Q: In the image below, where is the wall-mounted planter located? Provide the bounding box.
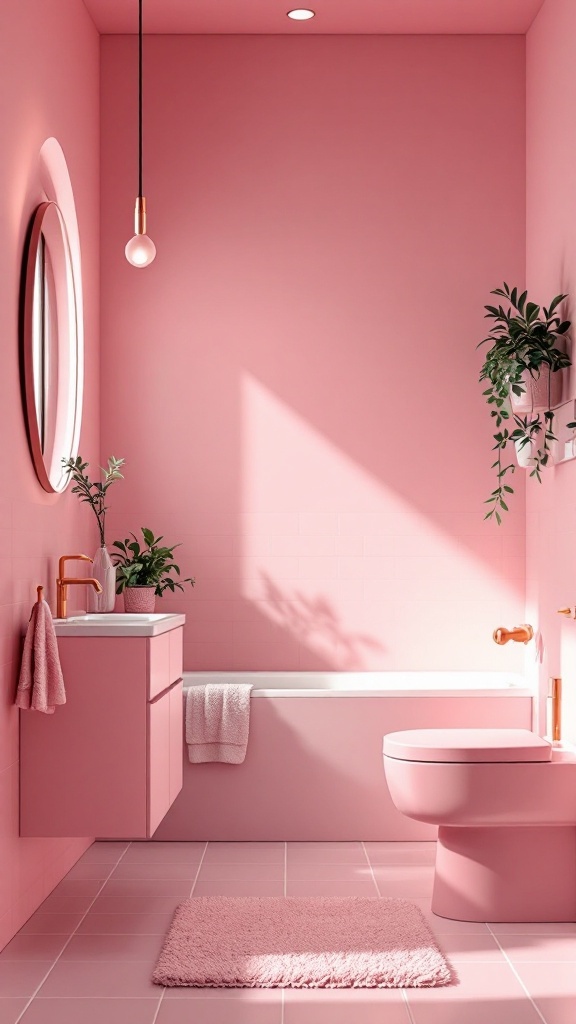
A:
[511,367,567,469]
[510,365,564,416]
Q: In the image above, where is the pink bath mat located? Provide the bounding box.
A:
[152,897,451,988]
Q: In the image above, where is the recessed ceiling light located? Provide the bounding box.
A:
[287,9,316,21]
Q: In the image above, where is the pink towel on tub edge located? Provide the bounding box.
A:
[186,684,253,764]
[15,600,66,715]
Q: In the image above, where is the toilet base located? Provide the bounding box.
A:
[432,825,576,922]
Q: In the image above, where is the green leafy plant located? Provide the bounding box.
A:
[112,527,195,597]
[62,455,125,545]
[478,283,571,523]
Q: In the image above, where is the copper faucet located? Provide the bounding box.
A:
[492,624,534,645]
[56,554,103,619]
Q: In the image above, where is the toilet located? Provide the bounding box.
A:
[383,728,576,922]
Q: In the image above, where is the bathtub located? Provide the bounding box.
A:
[153,671,534,843]
[181,670,531,698]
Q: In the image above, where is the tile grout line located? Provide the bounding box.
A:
[13,842,135,1024]
[401,988,417,1024]
[189,841,209,896]
[151,987,166,1023]
[361,841,381,896]
[280,843,286,1024]
[486,924,549,1024]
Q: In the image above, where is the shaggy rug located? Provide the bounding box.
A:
[152,896,451,988]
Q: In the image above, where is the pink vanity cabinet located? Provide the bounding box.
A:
[20,628,183,838]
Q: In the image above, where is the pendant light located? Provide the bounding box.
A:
[125,0,156,267]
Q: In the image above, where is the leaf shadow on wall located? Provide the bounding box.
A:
[259,572,385,670]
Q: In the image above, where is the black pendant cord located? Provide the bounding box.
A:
[138,0,143,198]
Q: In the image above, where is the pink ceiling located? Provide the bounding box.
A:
[83,0,545,35]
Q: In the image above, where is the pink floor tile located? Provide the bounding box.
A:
[76,911,175,935]
[50,879,104,898]
[60,932,164,961]
[157,993,282,1023]
[514,962,576,1024]
[0,934,68,961]
[60,863,110,882]
[202,843,285,865]
[0,961,52,997]
[495,934,576,962]
[19,998,160,1024]
[110,862,201,881]
[88,896,181,915]
[489,922,576,935]
[36,896,93,915]
[283,989,411,1024]
[405,963,543,1024]
[437,934,505,963]
[285,880,379,897]
[197,863,284,882]
[286,863,373,882]
[287,843,367,865]
[0,1001,29,1024]
[78,843,129,864]
[100,880,192,899]
[18,914,85,935]
[37,959,160,998]
[410,899,491,935]
[373,867,434,898]
[164,988,280,1001]
[192,880,285,897]
[122,843,206,864]
[364,842,436,866]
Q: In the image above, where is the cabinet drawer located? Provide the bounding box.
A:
[147,678,183,835]
[148,629,184,699]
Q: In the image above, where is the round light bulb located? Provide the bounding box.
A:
[125,233,156,268]
[287,9,315,20]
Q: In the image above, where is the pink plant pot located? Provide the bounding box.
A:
[510,365,563,415]
[123,587,156,613]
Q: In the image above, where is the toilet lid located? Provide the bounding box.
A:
[383,728,552,763]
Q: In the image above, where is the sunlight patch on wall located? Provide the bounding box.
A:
[240,374,525,671]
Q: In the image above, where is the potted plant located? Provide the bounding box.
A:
[112,527,195,612]
[62,455,125,611]
[478,283,571,523]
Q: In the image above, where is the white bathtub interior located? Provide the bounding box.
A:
[183,670,532,697]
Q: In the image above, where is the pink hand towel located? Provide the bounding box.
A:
[186,684,253,764]
[15,600,66,715]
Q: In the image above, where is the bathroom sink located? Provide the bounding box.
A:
[53,612,186,637]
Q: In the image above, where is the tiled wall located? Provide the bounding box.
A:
[101,35,527,673]
[526,0,576,745]
[0,0,100,948]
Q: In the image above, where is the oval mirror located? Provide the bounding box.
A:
[23,201,82,493]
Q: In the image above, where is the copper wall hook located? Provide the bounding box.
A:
[493,624,534,645]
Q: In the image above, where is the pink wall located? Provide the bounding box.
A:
[101,35,527,674]
[526,0,576,744]
[0,0,100,948]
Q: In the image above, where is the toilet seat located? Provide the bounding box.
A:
[383,728,551,763]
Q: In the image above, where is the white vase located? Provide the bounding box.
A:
[87,545,116,613]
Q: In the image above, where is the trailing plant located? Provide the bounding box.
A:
[112,527,195,597]
[478,283,571,523]
[62,455,125,545]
